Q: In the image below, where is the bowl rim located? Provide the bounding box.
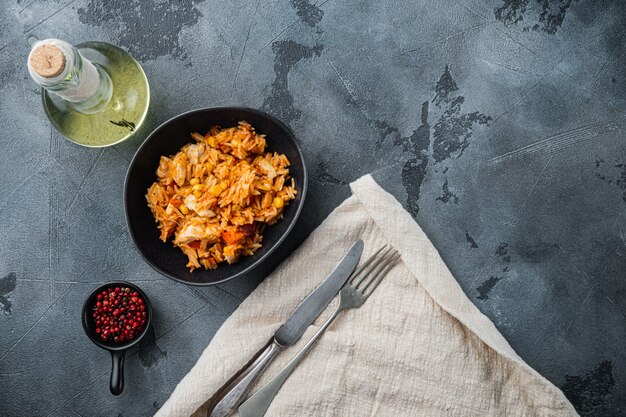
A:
[123,106,308,286]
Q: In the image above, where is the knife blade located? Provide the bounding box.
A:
[206,239,364,417]
[273,239,363,347]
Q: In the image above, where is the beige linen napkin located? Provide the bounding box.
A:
[156,175,578,417]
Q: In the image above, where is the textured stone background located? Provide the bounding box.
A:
[1,0,625,416]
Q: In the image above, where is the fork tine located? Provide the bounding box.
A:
[351,246,393,288]
[354,248,395,289]
[361,252,401,296]
[346,245,387,285]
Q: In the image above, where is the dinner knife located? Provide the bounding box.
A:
[205,239,364,417]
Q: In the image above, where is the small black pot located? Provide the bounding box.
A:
[81,281,153,395]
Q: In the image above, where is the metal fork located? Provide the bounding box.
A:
[238,246,401,417]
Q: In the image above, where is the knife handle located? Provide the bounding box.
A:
[238,308,342,417]
[206,339,283,417]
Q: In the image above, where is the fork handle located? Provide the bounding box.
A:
[238,308,343,417]
[206,339,283,417]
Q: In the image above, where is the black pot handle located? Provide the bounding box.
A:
[110,350,125,395]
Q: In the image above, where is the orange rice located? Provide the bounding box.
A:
[146,121,296,271]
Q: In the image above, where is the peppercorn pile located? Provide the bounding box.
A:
[92,286,147,343]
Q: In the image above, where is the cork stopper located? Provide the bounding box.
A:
[29,44,66,78]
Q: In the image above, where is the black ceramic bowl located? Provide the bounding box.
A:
[81,281,152,395]
[124,107,307,285]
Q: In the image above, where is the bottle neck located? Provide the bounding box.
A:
[28,39,112,114]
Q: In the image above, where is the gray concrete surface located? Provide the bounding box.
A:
[1,0,625,416]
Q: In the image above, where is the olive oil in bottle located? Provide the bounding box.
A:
[27,37,150,147]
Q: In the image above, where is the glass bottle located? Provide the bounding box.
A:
[27,36,150,147]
